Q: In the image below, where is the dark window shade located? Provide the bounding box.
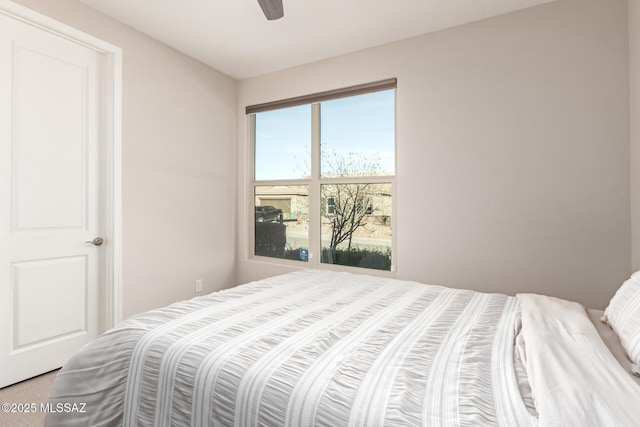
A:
[245,78,397,115]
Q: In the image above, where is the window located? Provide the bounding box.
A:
[326,197,335,215]
[248,79,396,272]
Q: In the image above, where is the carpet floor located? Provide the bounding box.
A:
[0,370,59,427]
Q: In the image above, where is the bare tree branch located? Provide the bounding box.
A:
[320,148,383,259]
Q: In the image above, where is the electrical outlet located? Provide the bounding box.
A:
[195,279,203,293]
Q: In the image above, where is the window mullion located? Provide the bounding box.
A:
[248,114,256,260]
[318,176,394,185]
[307,103,321,265]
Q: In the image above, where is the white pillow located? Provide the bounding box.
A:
[603,270,640,375]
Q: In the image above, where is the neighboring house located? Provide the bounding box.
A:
[255,185,392,224]
[255,185,308,221]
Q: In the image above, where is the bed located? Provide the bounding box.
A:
[45,269,640,426]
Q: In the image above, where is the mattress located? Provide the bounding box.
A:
[45,270,640,426]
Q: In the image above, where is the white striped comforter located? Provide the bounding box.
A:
[46,270,535,427]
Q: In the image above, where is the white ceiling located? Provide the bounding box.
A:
[80,0,556,79]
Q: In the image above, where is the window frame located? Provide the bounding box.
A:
[247,80,397,275]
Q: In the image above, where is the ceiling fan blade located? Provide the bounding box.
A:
[257,0,284,20]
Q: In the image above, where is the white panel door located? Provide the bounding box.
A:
[0,8,108,388]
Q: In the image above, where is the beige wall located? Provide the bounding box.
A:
[10,0,631,314]
[11,0,238,318]
[237,0,630,309]
[631,0,640,272]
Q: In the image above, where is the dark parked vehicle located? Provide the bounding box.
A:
[255,206,283,222]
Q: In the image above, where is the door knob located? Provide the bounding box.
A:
[85,237,104,246]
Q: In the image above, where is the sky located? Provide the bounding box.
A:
[254,89,395,181]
